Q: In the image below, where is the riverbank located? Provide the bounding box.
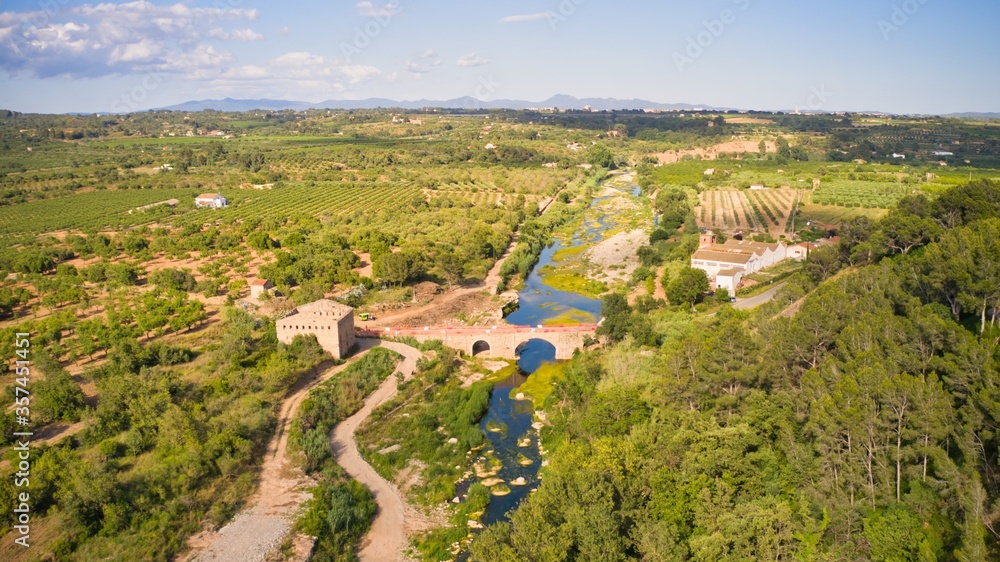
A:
[537,173,654,300]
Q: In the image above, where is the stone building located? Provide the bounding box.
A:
[690,233,790,291]
[249,279,273,300]
[276,299,356,359]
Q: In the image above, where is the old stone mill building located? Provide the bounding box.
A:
[276,299,356,359]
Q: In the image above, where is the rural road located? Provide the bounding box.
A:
[734,282,786,310]
[188,338,418,562]
[330,340,426,562]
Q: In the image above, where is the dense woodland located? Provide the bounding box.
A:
[470,180,1000,561]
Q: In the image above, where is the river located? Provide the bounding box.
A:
[473,184,640,528]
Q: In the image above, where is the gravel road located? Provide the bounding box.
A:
[188,339,414,562]
[331,340,425,562]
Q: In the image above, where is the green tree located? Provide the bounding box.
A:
[587,144,616,169]
[665,267,709,311]
[33,353,86,422]
[597,293,632,343]
[374,251,420,287]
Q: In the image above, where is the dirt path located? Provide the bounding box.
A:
[653,265,667,300]
[186,339,383,562]
[728,191,748,229]
[330,340,430,562]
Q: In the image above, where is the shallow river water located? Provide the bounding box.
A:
[474,188,637,527]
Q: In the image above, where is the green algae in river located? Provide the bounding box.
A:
[539,270,608,299]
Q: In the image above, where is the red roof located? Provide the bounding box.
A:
[250,279,270,286]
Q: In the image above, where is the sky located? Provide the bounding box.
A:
[0,0,998,114]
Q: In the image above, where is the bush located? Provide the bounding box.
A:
[298,479,377,561]
[149,268,196,292]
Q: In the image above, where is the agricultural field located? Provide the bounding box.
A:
[0,187,205,241]
[695,188,800,238]
[811,179,917,208]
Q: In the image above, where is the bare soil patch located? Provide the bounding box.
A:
[354,252,373,278]
[584,230,647,284]
[653,140,777,165]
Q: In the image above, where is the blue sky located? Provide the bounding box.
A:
[0,0,997,114]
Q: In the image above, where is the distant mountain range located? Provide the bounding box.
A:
[140,96,1000,119]
[938,112,1000,120]
[157,95,723,113]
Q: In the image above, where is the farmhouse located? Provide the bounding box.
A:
[690,233,790,290]
[690,248,758,278]
[276,299,356,360]
[249,279,273,300]
[195,193,228,208]
[787,243,813,261]
[719,239,787,268]
[715,268,743,295]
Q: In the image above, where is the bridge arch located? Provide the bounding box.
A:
[371,324,597,361]
[471,340,492,357]
[515,338,557,373]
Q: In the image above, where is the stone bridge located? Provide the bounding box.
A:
[358,324,598,360]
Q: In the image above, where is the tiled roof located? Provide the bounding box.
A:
[721,239,781,252]
[691,250,753,264]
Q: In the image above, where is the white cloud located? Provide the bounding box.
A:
[0,1,262,78]
[421,50,437,59]
[405,61,431,75]
[356,2,401,18]
[274,51,328,68]
[198,51,382,100]
[499,13,552,24]
[457,53,490,67]
[158,45,234,72]
[337,65,381,84]
[109,38,161,64]
[221,65,269,79]
[210,28,265,42]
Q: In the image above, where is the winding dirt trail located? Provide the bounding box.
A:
[185,338,416,562]
[330,340,430,561]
